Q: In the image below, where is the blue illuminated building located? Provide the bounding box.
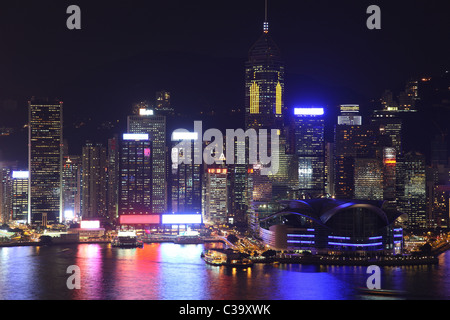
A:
[259,198,406,255]
[293,108,325,198]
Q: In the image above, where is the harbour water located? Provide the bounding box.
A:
[1,242,449,300]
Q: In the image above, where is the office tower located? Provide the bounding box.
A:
[0,165,13,223]
[156,90,174,116]
[293,108,325,198]
[81,142,107,220]
[245,7,284,131]
[383,147,397,203]
[171,132,202,214]
[354,159,383,201]
[371,110,403,155]
[396,151,427,230]
[325,142,335,197]
[28,98,63,226]
[127,108,167,213]
[107,135,120,222]
[204,167,228,225]
[334,123,381,199]
[62,156,81,222]
[432,185,450,230]
[119,133,152,216]
[337,105,362,126]
[11,171,29,222]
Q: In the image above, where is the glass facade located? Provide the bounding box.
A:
[294,111,325,197]
[28,98,63,226]
[128,112,167,213]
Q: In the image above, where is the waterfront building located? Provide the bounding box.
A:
[81,142,107,220]
[28,97,63,226]
[127,108,167,213]
[107,135,120,223]
[204,166,228,225]
[259,198,406,255]
[396,151,427,230]
[119,133,153,216]
[62,156,81,222]
[11,171,29,223]
[170,131,202,214]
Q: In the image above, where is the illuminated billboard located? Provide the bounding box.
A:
[294,108,324,116]
[80,220,100,229]
[123,133,149,141]
[119,215,160,225]
[171,131,198,141]
[162,214,202,225]
[12,171,29,179]
[139,108,154,116]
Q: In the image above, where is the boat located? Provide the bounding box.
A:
[222,258,253,267]
[357,287,406,297]
[202,250,225,266]
[201,249,253,267]
[173,228,204,244]
[112,231,144,248]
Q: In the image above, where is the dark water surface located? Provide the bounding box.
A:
[1,242,449,300]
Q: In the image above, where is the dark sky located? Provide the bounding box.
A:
[0,0,450,161]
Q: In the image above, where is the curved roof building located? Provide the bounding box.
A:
[259,198,406,254]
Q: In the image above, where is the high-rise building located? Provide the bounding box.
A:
[119,133,153,216]
[107,135,120,223]
[396,151,427,230]
[11,171,29,223]
[293,108,325,198]
[354,159,383,201]
[204,167,228,225]
[371,110,403,155]
[244,5,285,231]
[127,109,167,213]
[28,98,63,226]
[334,123,381,199]
[170,132,202,214]
[337,105,362,126]
[81,142,107,220]
[62,156,81,222]
[245,14,284,131]
[0,164,13,223]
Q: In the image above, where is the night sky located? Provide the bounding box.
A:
[0,0,450,164]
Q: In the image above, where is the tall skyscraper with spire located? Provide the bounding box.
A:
[245,0,285,131]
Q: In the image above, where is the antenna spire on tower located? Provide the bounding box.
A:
[263,0,269,33]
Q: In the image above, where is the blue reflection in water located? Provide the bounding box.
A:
[1,243,450,300]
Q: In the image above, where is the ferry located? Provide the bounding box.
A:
[202,251,225,266]
[112,231,144,248]
[201,249,253,267]
[174,229,204,244]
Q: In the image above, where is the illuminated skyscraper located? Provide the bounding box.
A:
[62,156,81,221]
[11,171,29,223]
[170,132,202,214]
[204,167,228,225]
[334,123,381,199]
[396,151,427,230]
[81,142,107,220]
[354,159,383,201]
[119,133,153,216]
[128,108,167,213]
[293,108,325,198]
[245,4,284,131]
[28,98,63,226]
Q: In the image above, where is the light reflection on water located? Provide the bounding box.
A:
[0,243,449,300]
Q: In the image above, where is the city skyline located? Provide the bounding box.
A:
[2,1,450,303]
[1,1,450,164]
